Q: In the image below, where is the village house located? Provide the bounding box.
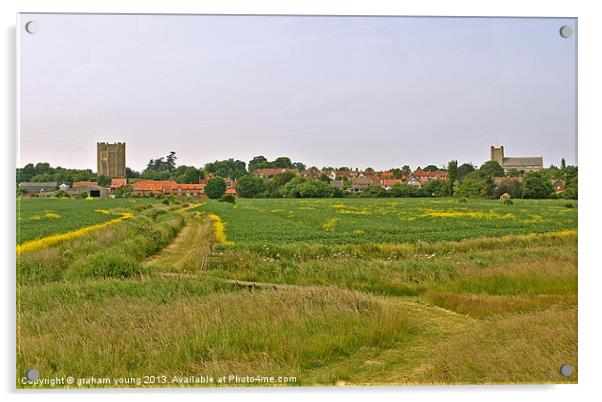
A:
[405,168,448,188]
[350,175,375,193]
[328,169,359,181]
[380,178,404,190]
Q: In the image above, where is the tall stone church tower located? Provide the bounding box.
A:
[490,146,504,165]
[97,142,126,178]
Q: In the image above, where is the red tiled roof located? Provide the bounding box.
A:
[381,178,404,186]
[133,180,206,192]
[133,180,178,191]
[73,181,98,187]
[411,169,448,179]
[176,183,206,190]
[110,178,127,189]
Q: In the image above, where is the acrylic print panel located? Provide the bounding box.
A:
[16,13,577,388]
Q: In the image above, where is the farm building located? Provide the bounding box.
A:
[18,182,57,195]
[69,184,109,198]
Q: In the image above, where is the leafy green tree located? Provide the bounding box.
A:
[236,175,267,198]
[248,156,269,172]
[455,171,491,198]
[273,157,293,168]
[401,165,412,176]
[457,163,475,181]
[391,168,402,179]
[561,158,566,169]
[17,163,36,182]
[166,151,177,172]
[97,176,111,187]
[16,163,96,184]
[521,172,553,199]
[447,160,458,195]
[292,162,306,172]
[204,159,247,179]
[479,160,505,177]
[125,167,140,178]
[272,172,297,187]
[173,166,202,184]
[423,165,439,172]
[205,178,227,199]
[507,168,520,177]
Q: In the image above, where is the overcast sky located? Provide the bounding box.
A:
[18,14,577,172]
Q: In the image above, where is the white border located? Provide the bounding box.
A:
[2,1,601,402]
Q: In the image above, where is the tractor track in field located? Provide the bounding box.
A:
[144,211,214,272]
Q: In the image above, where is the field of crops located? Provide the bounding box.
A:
[199,198,578,245]
[17,198,160,243]
[16,197,578,387]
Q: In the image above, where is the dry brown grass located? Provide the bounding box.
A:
[17,283,410,386]
[413,307,577,384]
[426,292,576,318]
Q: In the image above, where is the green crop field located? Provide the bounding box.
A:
[17,198,160,243]
[16,197,578,387]
[199,198,577,245]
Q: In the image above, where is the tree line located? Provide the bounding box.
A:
[17,153,577,200]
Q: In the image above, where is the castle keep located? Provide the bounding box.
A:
[97,142,126,178]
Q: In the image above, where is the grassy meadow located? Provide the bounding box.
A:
[16,197,577,387]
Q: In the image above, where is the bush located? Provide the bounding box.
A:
[564,202,574,209]
[54,189,71,198]
[162,199,170,205]
[502,198,513,206]
[219,194,236,203]
[78,191,88,199]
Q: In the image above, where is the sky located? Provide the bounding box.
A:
[18,14,577,172]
